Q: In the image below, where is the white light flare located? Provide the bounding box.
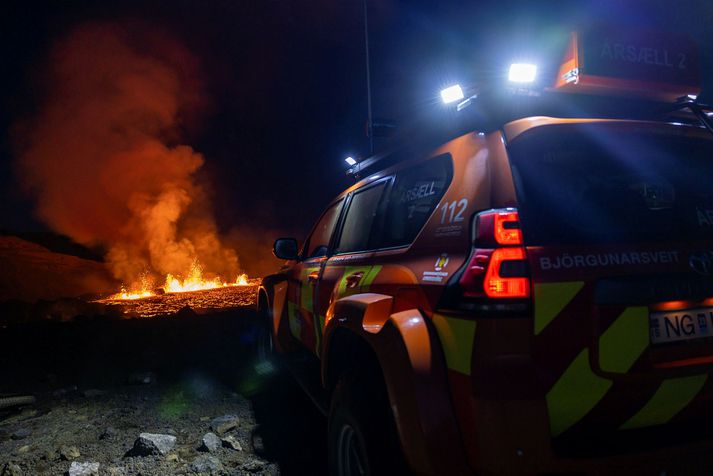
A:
[508,63,537,83]
[440,84,464,104]
[345,156,357,166]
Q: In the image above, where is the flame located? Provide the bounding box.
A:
[108,261,252,300]
[117,288,155,300]
[111,272,155,300]
[164,261,224,293]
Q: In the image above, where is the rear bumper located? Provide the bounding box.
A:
[543,438,713,475]
[463,395,713,475]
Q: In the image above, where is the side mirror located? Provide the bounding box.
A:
[273,238,299,260]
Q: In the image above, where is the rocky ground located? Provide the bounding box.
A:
[0,309,327,476]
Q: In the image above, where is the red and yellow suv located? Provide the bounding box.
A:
[258,29,713,475]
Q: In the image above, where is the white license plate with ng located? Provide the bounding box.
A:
[650,307,713,344]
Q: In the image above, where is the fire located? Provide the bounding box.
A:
[164,261,223,293]
[117,288,155,300]
[114,272,155,299]
[107,261,252,301]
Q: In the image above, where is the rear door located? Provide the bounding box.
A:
[508,122,713,449]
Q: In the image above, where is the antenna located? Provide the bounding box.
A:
[363,0,374,155]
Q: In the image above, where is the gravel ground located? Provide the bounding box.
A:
[1,384,276,475]
[0,308,327,476]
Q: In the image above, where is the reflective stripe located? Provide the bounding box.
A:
[361,265,383,290]
[546,349,612,436]
[599,307,649,373]
[534,282,584,335]
[300,267,320,311]
[287,301,301,340]
[431,314,476,375]
[620,375,708,430]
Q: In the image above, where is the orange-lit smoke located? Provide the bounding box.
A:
[14,22,239,288]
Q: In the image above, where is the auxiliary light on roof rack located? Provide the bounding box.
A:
[346,27,706,180]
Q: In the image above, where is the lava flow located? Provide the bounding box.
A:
[110,261,251,301]
[98,261,257,317]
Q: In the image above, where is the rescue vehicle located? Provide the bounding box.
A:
[257,27,713,475]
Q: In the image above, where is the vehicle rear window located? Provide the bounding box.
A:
[378,154,452,248]
[508,124,713,245]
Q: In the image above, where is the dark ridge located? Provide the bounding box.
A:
[0,229,105,262]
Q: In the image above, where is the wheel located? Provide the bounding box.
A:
[328,372,408,476]
[253,295,278,377]
[255,305,275,363]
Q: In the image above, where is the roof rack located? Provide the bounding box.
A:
[347,92,713,180]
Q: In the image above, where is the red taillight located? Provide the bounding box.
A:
[459,209,530,299]
[484,247,530,298]
[494,211,523,245]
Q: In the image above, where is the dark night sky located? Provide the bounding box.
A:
[1,0,712,250]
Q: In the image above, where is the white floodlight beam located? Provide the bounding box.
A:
[508,63,537,83]
[440,84,465,104]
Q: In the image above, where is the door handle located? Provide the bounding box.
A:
[345,272,364,289]
[308,271,319,284]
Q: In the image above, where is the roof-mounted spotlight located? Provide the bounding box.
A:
[440,84,464,104]
[508,63,537,83]
[345,156,357,166]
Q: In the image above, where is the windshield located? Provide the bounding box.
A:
[508,123,713,245]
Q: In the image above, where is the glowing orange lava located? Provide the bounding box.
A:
[109,262,251,300]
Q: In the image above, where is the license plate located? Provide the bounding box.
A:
[650,307,713,344]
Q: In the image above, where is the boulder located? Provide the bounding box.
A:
[68,462,100,476]
[59,445,80,461]
[0,463,22,476]
[221,435,242,451]
[190,455,222,474]
[199,433,221,453]
[130,433,176,456]
[210,415,239,435]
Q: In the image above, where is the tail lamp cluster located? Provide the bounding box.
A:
[459,209,531,299]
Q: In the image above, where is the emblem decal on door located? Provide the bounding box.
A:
[423,253,450,282]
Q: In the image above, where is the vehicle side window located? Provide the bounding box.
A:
[305,200,344,258]
[378,155,452,248]
[335,181,388,254]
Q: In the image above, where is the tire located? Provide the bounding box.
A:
[253,296,278,377]
[255,305,275,364]
[328,372,408,476]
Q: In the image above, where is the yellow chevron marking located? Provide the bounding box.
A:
[287,301,301,340]
[337,265,372,298]
[361,265,383,290]
[599,307,649,373]
[546,349,612,436]
[620,375,708,430]
[299,267,320,311]
[534,282,584,335]
[431,314,476,376]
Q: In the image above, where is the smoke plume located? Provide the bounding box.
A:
[14,22,239,288]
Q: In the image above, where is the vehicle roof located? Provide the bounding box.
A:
[334,115,711,207]
[503,116,711,142]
